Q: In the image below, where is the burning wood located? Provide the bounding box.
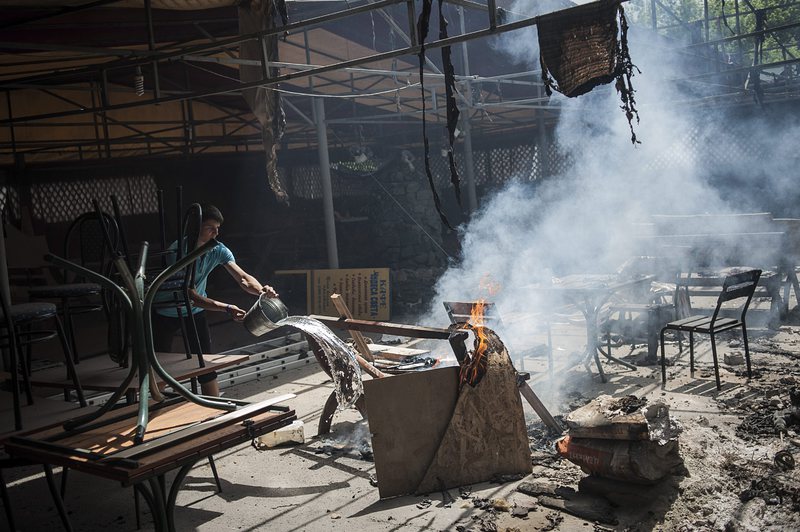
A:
[416,326,531,494]
[458,299,491,388]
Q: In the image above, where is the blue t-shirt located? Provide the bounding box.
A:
[155,241,235,317]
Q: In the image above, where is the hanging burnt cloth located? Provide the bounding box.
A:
[537,0,640,143]
[239,0,289,202]
[438,1,462,205]
[417,0,461,230]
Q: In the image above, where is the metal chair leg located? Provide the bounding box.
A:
[19,324,35,406]
[60,467,69,498]
[4,322,23,431]
[55,316,87,407]
[689,331,695,376]
[207,456,222,493]
[741,323,752,379]
[660,328,667,384]
[0,469,16,532]
[63,298,79,365]
[710,332,721,390]
[44,464,73,532]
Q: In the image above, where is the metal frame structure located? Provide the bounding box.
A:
[0,0,795,165]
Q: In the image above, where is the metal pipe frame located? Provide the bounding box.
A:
[0,0,798,161]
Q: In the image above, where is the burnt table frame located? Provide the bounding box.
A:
[528,275,655,382]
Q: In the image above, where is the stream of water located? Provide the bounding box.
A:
[276,316,363,409]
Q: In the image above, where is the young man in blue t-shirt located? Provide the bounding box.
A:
[152,204,278,396]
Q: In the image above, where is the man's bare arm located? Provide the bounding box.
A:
[188,288,246,320]
[224,262,278,297]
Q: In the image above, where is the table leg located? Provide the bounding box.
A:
[0,469,16,532]
[581,306,607,383]
[585,304,637,381]
[166,463,195,532]
[135,481,165,532]
[44,464,73,532]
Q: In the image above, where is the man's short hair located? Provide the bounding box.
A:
[201,204,224,224]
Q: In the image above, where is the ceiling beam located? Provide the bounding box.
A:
[0,0,125,31]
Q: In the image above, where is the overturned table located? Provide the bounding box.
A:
[4,394,295,532]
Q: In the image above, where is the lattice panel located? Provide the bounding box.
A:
[30,175,158,223]
[548,144,573,176]
[332,173,370,197]
[473,150,488,185]
[0,184,20,220]
[288,165,322,199]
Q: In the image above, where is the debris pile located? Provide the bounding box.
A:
[556,394,683,484]
[737,386,800,440]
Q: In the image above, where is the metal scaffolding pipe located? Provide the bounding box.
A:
[460,7,478,213]
[313,97,339,269]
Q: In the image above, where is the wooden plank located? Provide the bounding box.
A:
[30,352,250,392]
[107,394,296,460]
[310,315,452,339]
[331,293,374,362]
[6,409,295,484]
[368,344,430,361]
[0,392,98,442]
[364,367,459,498]
[33,401,214,452]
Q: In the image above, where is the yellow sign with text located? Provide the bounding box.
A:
[311,268,391,320]
[275,268,391,321]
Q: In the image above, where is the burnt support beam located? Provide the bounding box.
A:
[459,7,478,213]
[144,0,161,99]
[310,315,453,339]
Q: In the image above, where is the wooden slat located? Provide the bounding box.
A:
[0,392,98,442]
[331,293,374,362]
[6,409,295,484]
[5,398,296,484]
[310,315,452,339]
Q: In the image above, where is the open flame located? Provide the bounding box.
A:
[459,299,490,388]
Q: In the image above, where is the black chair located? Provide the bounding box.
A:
[1,278,87,430]
[28,211,119,364]
[659,269,761,390]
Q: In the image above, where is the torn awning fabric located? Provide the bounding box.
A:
[537,0,640,143]
[239,0,289,202]
[417,0,460,230]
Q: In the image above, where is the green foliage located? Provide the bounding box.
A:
[627,0,800,64]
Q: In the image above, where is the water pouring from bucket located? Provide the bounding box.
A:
[243,293,289,336]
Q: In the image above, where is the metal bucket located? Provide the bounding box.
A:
[243,294,289,336]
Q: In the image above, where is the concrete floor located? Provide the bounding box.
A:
[4,297,799,531]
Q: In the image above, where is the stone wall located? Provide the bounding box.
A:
[359,160,452,319]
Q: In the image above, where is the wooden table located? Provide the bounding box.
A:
[4,396,295,532]
[527,274,655,381]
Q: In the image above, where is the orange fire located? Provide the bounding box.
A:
[460,299,490,388]
[469,299,487,327]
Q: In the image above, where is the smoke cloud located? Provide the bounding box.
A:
[418,1,800,406]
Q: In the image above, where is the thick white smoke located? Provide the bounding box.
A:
[418,1,799,396]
